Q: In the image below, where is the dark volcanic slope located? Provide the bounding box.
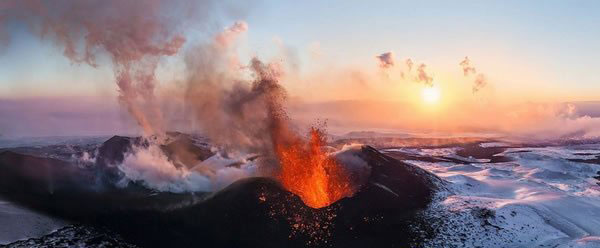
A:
[0,150,203,219]
[4,225,138,248]
[455,143,513,163]
[0,146,441,248]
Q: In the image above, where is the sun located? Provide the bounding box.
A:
[422,86,441,104]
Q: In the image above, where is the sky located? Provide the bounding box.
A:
[0,0,599,137]
[1,0,599,100]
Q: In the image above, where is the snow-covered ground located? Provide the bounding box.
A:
[384,144,600,247]
[0,197,67,245]
[2,136,600,247]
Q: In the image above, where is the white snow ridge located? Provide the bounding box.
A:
[384,144,600,248]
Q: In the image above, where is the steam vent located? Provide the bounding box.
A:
[0,135,441,248]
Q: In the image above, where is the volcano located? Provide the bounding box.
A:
[0,136,441,247]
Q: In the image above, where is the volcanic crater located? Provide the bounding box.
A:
[0,133,442,247]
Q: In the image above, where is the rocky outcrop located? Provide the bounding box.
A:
[159,134,214,168]
[95,136,141,166]
[95,134,214,169]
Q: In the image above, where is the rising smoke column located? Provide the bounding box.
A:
[390,56,433,86]
[401,58,414,79]
[416,63,433,86]
[459,56,477,76]
[405,58,414,72]
[0,1,275,193]
[459,56,488,93]
[183,22,357,207]
[472,74,487,93]
[3,1,360,204]
[0,0,213,136]
[183,21,291,156]
[375,53,434,85]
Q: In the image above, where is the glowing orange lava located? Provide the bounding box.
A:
[275,128,354,208]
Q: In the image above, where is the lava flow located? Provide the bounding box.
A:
[275,128,355,208]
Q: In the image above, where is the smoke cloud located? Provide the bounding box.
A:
[183,22,289,156]
[406,59,414,72]
[1,1,281,193]
[215,21,248,48]
[117,142,259,193]
[118,144,211,193]
[459,56,477,76]
[459,56,488,94]
[376,54,432,85]
[0,0,222,136]
[416,63,433,86]
[472,74,487,93]
[106,20,296,191]
[376,52,395,69]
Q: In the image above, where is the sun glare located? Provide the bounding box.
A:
[422,86,441,104]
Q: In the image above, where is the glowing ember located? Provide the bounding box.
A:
[275,128,354,208]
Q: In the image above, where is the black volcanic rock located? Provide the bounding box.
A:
[5,225,138,248]
[456,143,513,163]
[0,145,441,248]
[96,135,141,166]
[327,146,442,247]
[0,150,90,195]
[568,156,600,165]
[160,134,214,168]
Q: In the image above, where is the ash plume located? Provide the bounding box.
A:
[459,56,488,93]
[215,21,248,48]
[395,57,432,84]
[182,22,362,200]
[183,22,289,158]
[399,58,414,79]
[376,52,395,69]
[459,56,477,76]
[96,17,290,192]
[2,2,363,196]
[0,0,219,136]
[472,74,487,93]
[416,63,433,86]
[1,1,278,192]
[272,36,301,74]
[405,58,414,72]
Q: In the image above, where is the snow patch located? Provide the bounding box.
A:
[395,145,600,247]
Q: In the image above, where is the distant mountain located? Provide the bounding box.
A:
[571,101,600,117]
[95,133,214,169]
[342,131,413,139]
